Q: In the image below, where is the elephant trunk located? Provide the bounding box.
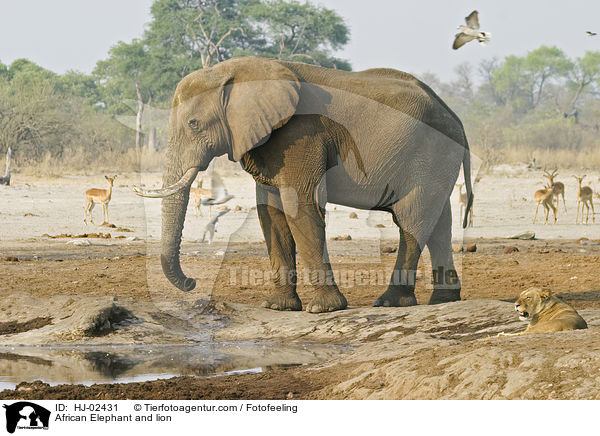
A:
[160,168,198,292]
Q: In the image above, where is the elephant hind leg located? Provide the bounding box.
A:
[373,216,420,307]
[427,200,461,305]
[256,185,302,311]
[279,190,346,313]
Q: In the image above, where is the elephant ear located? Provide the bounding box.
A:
[221,58,300,161]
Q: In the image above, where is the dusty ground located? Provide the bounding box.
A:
[1,165,599,399]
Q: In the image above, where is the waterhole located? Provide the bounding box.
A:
[0,342,349,391]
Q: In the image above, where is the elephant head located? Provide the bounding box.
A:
[135,57,301,291]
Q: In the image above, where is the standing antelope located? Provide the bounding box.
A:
[574,175,595,224]
[0,147,11,186]
[84,175,116,225]
[533,184,556,224]
[543,169,566,213]
[189,180,212,217]
[456,183,473,227]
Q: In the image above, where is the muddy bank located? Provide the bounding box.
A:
[1,298,599,400]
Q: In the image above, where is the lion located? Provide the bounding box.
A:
[499,287,587,336]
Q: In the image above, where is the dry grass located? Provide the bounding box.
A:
[5,145,596,178]
[471,146,600,170]
[15,148,164,177]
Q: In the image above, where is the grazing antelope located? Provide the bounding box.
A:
[574,175,595,224]
[84,175,116,225]
[456,183,473,227]
[189,180,212,217]
[543,169,566,212]
[533,184,556,224]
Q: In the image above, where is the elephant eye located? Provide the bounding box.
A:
[188,119,199,130]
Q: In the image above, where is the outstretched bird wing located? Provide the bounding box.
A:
[210,171,228,199]
[465,10,480,30]
[453,32,475,49]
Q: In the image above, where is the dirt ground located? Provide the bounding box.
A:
[1,166,600,399]
[1,237,599,399]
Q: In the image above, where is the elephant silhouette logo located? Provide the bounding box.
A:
[3,402,50,433]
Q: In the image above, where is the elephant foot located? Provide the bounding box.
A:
[429,288,461,305]
[262,291,302,311]
[373,286,417,307]
[306,287,347,313]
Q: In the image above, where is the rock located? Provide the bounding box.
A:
[381,246,397,254]
[4,256,18,262]
[234,205,243,212]
[331,234,352,241]
[577,238,600,245]
[465,243,477,252]
[452,245,464,253]
[67,239,92,246]
[506,231,536,240]
[349,212,358,219]
[503,246,519,254]
[375,224,386,228]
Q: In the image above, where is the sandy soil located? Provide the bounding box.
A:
[1,164,599,399]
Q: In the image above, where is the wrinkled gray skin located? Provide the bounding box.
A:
[155,56,472,313]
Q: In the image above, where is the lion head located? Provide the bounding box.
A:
[515,287,552,321]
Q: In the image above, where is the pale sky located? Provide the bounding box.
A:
[0,0,598,81]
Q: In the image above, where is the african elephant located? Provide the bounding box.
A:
[135,56,473,313]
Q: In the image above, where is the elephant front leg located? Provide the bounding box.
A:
[283,196,347,313]
[373,226,420,307]
[427,200,461,304]
[257,185,302,311]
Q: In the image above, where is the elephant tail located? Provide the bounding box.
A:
[461,137,473,229]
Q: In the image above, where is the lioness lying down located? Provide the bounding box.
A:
[500,287,587,336]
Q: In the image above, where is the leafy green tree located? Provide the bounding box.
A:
[242,0,350,69]
[143,0,351,75]
[491,55,528,109]
[0,70,66,161]
[563,51,600,116]
[145,0,259,73]
[0,61,8,79]
[521,46,571,108]
[55,71,101,106]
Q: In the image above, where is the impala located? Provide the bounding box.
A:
[533,184,556,224]
[84,175,116,225]
[574,175,595,224]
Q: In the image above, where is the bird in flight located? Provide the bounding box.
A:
[201,208,230,244]
[586,31,598,36]
[453,10,491,50]
[201,171,234,207]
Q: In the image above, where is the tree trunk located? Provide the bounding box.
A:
[135,82,144,152]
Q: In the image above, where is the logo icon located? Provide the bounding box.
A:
[3,402,50,433]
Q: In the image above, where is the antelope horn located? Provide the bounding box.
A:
[133,167,199,198]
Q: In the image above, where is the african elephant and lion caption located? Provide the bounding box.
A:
[136,56,473,313]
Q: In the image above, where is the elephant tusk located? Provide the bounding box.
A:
[133,167,200,198]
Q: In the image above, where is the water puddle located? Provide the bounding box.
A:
[0,342,348,391]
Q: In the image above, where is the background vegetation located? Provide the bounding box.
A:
[1,0,599,175]
[421,46,600,168]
